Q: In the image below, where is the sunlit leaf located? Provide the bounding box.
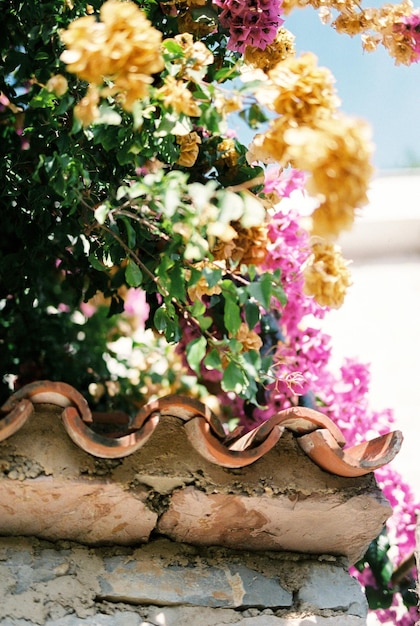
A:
[125,260,143,287]
[186,336,207,374]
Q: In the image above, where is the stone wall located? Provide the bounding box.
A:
[1,401,396,626]
[0,536,367,626]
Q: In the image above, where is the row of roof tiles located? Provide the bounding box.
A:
[0,380,403,477]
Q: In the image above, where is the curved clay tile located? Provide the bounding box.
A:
[298,428,404,478]
[1,380,92,422]
[0,398,33,442]
[61,405,161,459]
[184,417,283,468]
[0,380,403,475]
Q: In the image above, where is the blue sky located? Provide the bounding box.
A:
[284,7,420,172]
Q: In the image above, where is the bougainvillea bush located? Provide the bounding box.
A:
[1,0,419,621]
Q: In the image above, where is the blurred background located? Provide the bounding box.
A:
[328,172,420,499]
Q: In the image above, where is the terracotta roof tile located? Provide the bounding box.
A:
[0,380,402,476]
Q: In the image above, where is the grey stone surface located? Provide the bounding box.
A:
[0,617,144,626]
[99,556,292,608]
[0,537,368,626]
[0,614,367,626]
[297,563,368,618]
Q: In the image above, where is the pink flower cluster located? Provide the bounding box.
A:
[214,0,284,53]
[251,204,331,418]
[263,167,306,198]
[394,9,420,62]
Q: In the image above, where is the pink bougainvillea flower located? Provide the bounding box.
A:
[123,288,150,331]
[394,9,420,62]
[263,167,306,198]
[214,0,284,53]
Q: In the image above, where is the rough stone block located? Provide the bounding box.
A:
[157,486,390,564]
[99,555,292,609]
[0,614,368,626]
[141,607,368,626]
[297,563,368,617]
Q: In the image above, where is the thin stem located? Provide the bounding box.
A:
[99,222,167,293]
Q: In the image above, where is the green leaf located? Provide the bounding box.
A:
[365,586,394,610]
[198,316,213,331]
[186,336,207,374]
[154,307,168,333]
[202,265,222,289]
[204,348,222,370]
[162,40,184,55]
[224,294,241,336]
[168,264,186,302]
[245,300,260,329]
[189,299,206,318]
[239,103,269,129]
[214,65,239,83]
[120,217,137,249]
[247,274,273,311]
[272,283,287,306]
[88,252,105,272]
[241,350,261,378]
[221,361,247,394]
[34,51,50,61]
[125,260,143,287]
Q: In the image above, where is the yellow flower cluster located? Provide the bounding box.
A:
[285,117,374,237]
[214,93,243,117]
[250,52,340,166]
[303,240,352,308]
[157,76,201,117]
[186,261,222,301]
[215,138,240,169]
[60,0,164,119]
[45,74,69,96]
[250,52,373,238]
[176,132,202,167]
[265,52,340,123]
[74,84,100,127]
[212,224,269,267]
[167,32,214,80]
[244,28,296,73]
[235,322,263,352]
[281,0,416,65]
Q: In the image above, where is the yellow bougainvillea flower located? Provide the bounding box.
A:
[176,131,202,167]
[167,32,214,80]
[212,223,269,267]
[186,261,223,301]
[156,76,201,117]
[284,116,374,237]
[235,322,263,352]
[214,93,243,117]
[73,84,100,126]
[251,112,373,238]
[244,28,296,74]
[45,74,68,96]
[261,52,341,122]
[303,240,352,309]
[215,138,240,169]
[60,0,164,111]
